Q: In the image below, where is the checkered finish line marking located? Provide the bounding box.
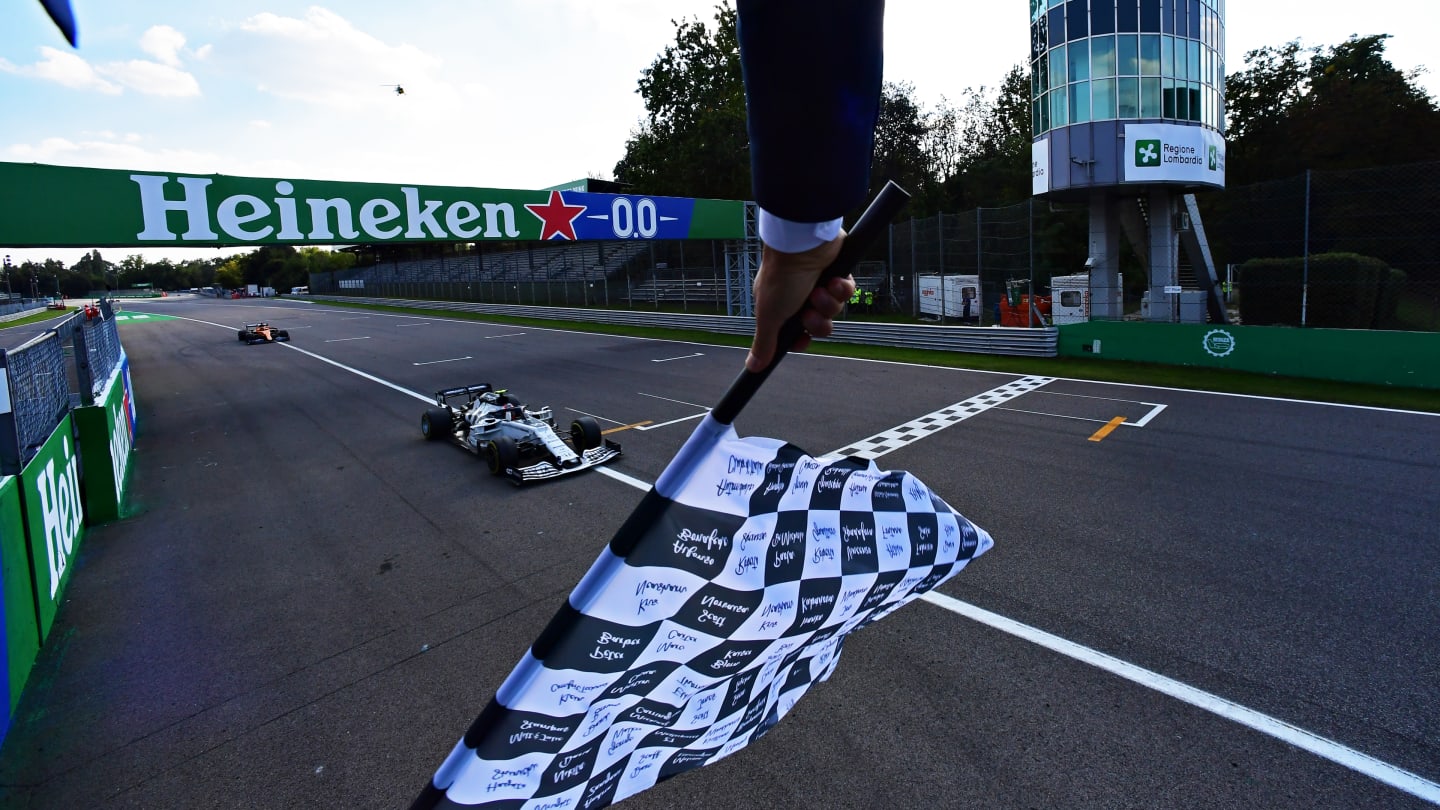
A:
[827,375,1054,461]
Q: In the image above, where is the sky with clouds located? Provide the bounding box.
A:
[2,1,1434,266]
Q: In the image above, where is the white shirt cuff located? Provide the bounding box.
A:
[757,209,843,254]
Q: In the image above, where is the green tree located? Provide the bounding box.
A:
[870,82,942,216]
[1224,35,1439,185]
[613,2,748,200]
[943,65,1033,210]
[215,258,244,290]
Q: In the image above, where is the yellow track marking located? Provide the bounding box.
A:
[603,421,653,435]
[1088,416,1126,442]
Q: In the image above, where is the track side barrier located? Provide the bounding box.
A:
[0,298,132,746]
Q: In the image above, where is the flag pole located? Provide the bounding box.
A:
[711,180,911,426]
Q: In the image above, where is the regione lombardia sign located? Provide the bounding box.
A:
[0,161,745,248]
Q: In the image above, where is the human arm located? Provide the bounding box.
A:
[735,0,885,372]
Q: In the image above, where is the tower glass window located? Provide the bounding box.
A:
[1031,0,1224,135]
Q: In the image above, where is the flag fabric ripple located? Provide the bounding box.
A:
[415,416,992,809]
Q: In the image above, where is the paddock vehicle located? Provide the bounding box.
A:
[420,383,621,485]
[238,322,290,343]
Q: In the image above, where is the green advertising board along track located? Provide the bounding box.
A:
[0,161,747,249]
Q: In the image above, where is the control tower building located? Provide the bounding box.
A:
[1029,0,1228,323]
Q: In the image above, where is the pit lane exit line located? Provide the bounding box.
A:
[632,392,710,431]
[413,356,472,366]
[156,310,1438,803]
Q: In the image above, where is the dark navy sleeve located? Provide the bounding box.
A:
[736,0,885,224]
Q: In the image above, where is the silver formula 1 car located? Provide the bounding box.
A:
[420,383,621,484]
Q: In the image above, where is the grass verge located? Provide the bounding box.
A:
[0,307,76,329]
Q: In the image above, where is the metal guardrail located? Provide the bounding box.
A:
[306,296,1059,357]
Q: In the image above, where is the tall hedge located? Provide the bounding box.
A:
[1238,252,1398,328]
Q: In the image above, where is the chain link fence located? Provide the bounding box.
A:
[1204,161,1440,331]
[889,160,1440,331]
[0,299,123,473]
[888,200,1089,326]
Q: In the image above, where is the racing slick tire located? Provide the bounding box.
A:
[275,330,291,341]
[486,436,519,476]
[238,330,248,341]
[570,416,602,451]
[421,408,452,441]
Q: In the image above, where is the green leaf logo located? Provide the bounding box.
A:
[1208,145,1218,171]
[1135,140,1161,167]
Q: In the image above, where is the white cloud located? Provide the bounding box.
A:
[233,7,446,109]
[2,46,122,94]
[140,25,188,67]
[4,135,221,174]
[97,59,202,97]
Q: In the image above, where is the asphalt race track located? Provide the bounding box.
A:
[0,294,1436,808]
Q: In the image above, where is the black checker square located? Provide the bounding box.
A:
[658,746,720,781]
[808,460,863,511]
[839,510,880,575]
[687,638,774,679]
[538,737,603,797]
[670,582,763,637]
[541,613,661,675]
[871,475,911,513]
[623,500,742,581]
[906,512,941,568]
[598,661,682,703]
[579,759,628,809]
[786,575,842,637]
[474,707,584,760]
[763,509,809,585]
[745,442,806,516]
[614,699,685,729]
[638,724,707,750]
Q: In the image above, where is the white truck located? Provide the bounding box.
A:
[1048,273,1091,325]
[917,274,982,322]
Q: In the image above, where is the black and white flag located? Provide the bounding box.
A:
[412,415,992,809]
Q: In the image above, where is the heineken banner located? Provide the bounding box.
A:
[18,415,85,643]
[412,421,992,808]
[73,353,136,525]
[1,473,40,741]
[0,161,747,248]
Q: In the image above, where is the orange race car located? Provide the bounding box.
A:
[237,322,291,344]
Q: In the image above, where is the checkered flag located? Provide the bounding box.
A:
[410,417,992,809]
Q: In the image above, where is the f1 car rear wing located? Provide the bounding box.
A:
[433,383,497,406]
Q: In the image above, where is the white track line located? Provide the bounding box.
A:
[413,356,472,367]
[921,591,1440,805]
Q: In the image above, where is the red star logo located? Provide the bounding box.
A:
[525,190,586,241]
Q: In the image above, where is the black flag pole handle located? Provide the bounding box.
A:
[710,180,911,426]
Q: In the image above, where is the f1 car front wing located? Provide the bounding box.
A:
[503,440,622,485]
